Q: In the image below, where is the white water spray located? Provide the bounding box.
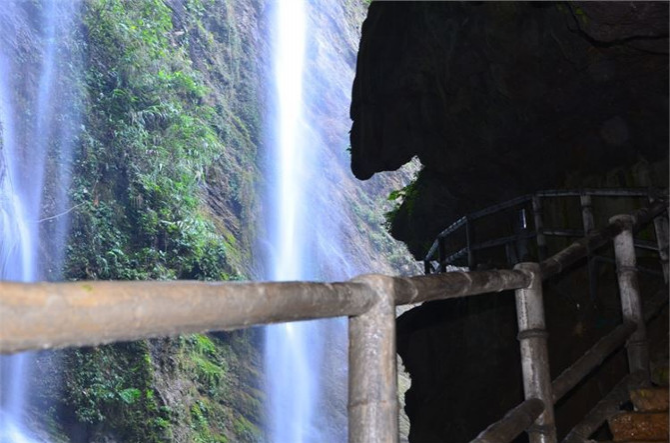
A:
[263,1,319,441]
[0,1,79,441]
[261,0,370,441]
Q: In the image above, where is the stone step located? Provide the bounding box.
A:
[630,388,670,412]
[608,412,669,442]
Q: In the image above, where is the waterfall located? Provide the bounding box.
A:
[262,0,366,441]
[263,0,319,441]
[0,1,80,441]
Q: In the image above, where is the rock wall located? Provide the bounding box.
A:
[350,1,669,257]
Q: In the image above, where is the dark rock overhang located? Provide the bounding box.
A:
[349,1,669,257]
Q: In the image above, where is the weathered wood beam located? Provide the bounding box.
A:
[470,398,545,443]
[551,322,637,403]
[395,269,531,305]
[0,280,374,353]
[349,275,398,443]
[540,199,667,279]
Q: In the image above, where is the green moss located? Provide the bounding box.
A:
[384,171,421,229]
[181,334,228,394]
[62,342,168,442]
[233,415,260,441]
[173,333,261,442]
[569,2,590,25]
[66,0,237,281]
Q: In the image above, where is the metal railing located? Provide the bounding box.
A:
[0,198,668,443]
[423,188,669,283]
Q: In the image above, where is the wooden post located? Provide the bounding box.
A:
[514,262,557,443]
[610,215,649,380]
[349,275,398,443]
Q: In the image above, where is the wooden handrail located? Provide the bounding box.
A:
[551,322,637,403]
[470,398,545,443]
[425,197,668,443]
[0,280,374,354]
[0,191,666,443]
[539,200,667,279]
[0,269,533,354]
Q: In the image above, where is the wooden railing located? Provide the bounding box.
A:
[0,196,667,443]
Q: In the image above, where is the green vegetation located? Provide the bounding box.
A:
[385,179,419,224]
[177,333,262,443]
[63,342,169,442]
[384,170,420,232]
[49,1,263,441]
[60,333,262,443]
[349,187,411,272]
[66,0,234,281]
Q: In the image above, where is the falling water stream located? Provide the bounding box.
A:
[0,1,79,441]
[262,0,356,441]
[263,0,319,441]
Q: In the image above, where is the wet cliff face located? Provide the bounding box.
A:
[350,1,669,257]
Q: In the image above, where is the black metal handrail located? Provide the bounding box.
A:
[424,187,668,278]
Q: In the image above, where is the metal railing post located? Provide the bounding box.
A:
[610,214,650,380]
[515,208,531,263]
[424,259,432,275]
[514,262,557,443]
[581,194,598,300]
[580,194,595,234]
[532,196,547,261]
[466,217,476,269]
[438,237,447,273]
[348,275,398,443]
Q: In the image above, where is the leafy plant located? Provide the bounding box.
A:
[66,0,236,281]
[59,1,263,441]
